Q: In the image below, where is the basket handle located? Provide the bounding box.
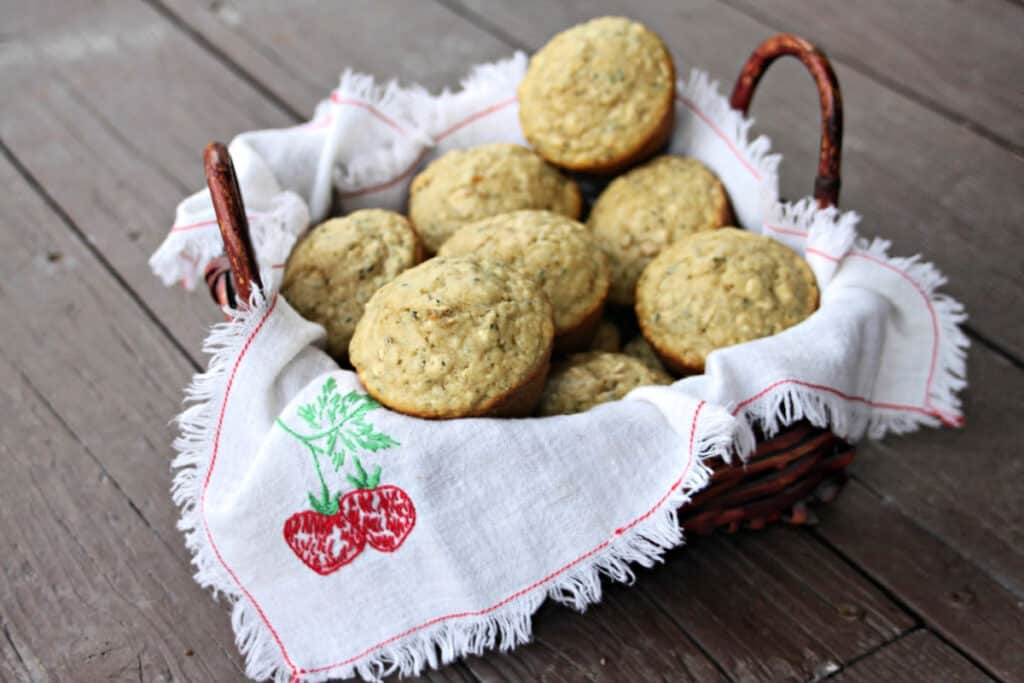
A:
[729,34,843,208]
[203,142,262,310]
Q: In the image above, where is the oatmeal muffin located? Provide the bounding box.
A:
[636,228,819,374]
[589,319,621,352]
[281,210,422,359]
[349,257,554,419]
[518,17,675,173]
[408,143,581,253]
[538,351,672,416]
[439,210,609,352]
[589,156,732,306]
[623,335,668,374]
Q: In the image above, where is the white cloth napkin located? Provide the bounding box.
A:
[158,55,968,682]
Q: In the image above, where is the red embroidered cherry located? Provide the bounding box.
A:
[340,485,416,553]
[282,510,366,575]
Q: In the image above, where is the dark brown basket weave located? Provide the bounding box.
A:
[201,33,854,536]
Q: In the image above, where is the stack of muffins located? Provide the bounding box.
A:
[281,16,819,420]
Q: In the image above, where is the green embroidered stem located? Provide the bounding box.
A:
[275,378,400,513]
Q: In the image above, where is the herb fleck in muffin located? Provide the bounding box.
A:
[538,351,672,416]
[408,143,581,253]
[439,210,609,352]
[281,210,422,359]
[349,257,554,419]
[636,228,819,374]
[589,319,621,352]
[589,156,732,305]
[518,16,675,173]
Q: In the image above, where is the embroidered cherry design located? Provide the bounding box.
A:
[276,379,414,574]
[340,484,417,553]
[282,510,366,575]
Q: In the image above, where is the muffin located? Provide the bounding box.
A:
[590,319,621,352]
[636,228,819,374]
[589,156,732,306]
[281,210,423,359]
[408,143,582,253]
[538,351,672,416]
[518,17,675,173]
[439,210,609,352]
[349,257,554,419]
[623,335,668,374]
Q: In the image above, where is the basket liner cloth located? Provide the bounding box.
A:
[155,54,969,682]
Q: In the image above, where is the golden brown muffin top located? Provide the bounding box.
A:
[439,210,609,335]
[349,256,554,418]
[518,17,674,170]
[636,228,819,373]
[408,143,580,253]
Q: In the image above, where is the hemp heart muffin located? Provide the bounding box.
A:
[438,210,609,352]
[538,351,672,416]
[636,228,819,375]
[518,16,675,173]
[589,155,732,306]
[408,143,582,254]
[349,257,554,419]
[281,210,422,359]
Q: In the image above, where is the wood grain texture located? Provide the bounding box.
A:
[0,333,243,680]
[636,526,914,682]
[151,0,515,115]
[0,0,290,358]
[447,0,1024,361]
[463,584,726,682]
[850,344,1024,599]
[724,0,1024,148]
[832,630,992,683]
[816,481,1024,681]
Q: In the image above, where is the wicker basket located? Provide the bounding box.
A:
[201,33,854,536]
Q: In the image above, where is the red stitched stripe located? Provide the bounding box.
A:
[299,400,708,675]
[171,215,262,233]
[805,246,841,263]
[337,149,428,199]
[434,96,517,140]
[765,223,808,238]
[330,94,409,135]
[338,97,517,199]
[198,294,299,674]
[678,96,760,180]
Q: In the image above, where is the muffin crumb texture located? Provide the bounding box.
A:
[539,351,671,416]
[518,16,674,171]
[281,210,420,359]
[589,155,731,305]
[350,257,554,418]
[409,144,581,253]
[439,210,608,337]
[636,228,819,374]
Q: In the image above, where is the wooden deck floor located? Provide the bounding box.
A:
[1,1,1021,681]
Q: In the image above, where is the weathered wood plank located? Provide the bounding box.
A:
[832,630,992,683]
[446,0,1024,360]
[0,0,292,358]
[152,0,515,114]
[851,340,1024,598]
[0,141,205,570]
[0,340,243,680]
[816,480,1024,682]
[636,526,914,682]
[724,0,1024,148]
[464,584,727,682]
